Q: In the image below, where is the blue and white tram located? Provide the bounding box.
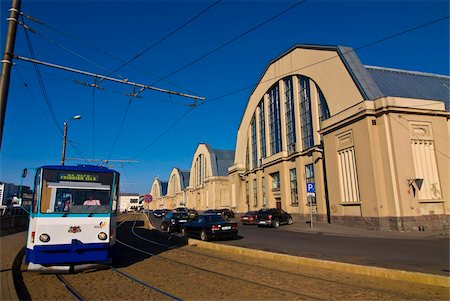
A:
[25,165,120,272]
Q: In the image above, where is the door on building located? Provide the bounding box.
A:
[276,199,281,209]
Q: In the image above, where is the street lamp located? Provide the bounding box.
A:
[60,115,81,166]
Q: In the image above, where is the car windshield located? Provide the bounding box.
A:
[206,215,226,223]
[173,213,189,219]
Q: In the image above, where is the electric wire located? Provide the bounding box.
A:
[21,15,61,134]
[99,0,221,83]
[20,10,199,96]
[151,0,307,86]
[21,16,88,162]
[19,21,127,80]
[125,14,449,164]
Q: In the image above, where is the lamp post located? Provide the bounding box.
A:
[60,115,81,165]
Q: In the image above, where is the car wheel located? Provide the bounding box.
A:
[181,228,187,237]
[273,219,280,228]
[287,217,293,225]
[200,230,208,241]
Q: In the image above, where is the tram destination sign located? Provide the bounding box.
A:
[58,172,99,182]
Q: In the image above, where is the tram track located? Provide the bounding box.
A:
[117,215,326,300]
[128,215,431,301]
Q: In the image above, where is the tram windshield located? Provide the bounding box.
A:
[38,168,117,214]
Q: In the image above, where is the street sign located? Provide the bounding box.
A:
[144,194,153,203]
[306,182,315,197]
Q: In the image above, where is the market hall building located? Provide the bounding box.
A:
[228,44,449,231]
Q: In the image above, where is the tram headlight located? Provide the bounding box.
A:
[39,233,50,243]
[98,232,108,241]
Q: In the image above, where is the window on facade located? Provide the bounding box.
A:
[261,176,267,207]
[284,77,296,153]
[270,172,280,191]
[253,178,257,207]
[245,181,250,207]
[411,139,442,200]
[258,99,266,160]
[196,154,205,187]
[269,84,282,155]
[130,198,138,204]
[251,116,258,169]
[289,168,298,204]
[337,147,360,203]
[317,87,330,123]
[245,141,250,171]
[299,76,314,150]
[171,174,178,194]
[305,164,316,204]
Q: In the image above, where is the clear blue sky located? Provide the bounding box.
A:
[1,0,449,194]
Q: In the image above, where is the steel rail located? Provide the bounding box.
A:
[116,218,325,301]
[131,215,426,301]
[55,274,87,301]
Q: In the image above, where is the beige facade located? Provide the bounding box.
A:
[149,178,167,210]
[228,45,449,231]
[148,144,235,212]
[185,144,234,210]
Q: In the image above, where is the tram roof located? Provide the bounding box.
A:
[40,165,118,173]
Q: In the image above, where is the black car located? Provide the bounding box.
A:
[181,214,238,241]
[216,208,235,218]
[160,212,190,232]
[154,209,169,218]
[203,208,235,219]
[255,208,293,228]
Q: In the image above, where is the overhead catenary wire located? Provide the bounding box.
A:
[151,0,307,86]
[20,10,200,96]
[13,55,205,101]
[125,14,449,164]
[97,0,222,84]
[15,63,190,107]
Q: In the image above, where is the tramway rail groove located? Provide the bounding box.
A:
[124,215,427,301]
[54,217,184,301]
[117,216,325,300]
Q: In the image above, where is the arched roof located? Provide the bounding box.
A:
[169,167,190,191]
[150,178,168,197]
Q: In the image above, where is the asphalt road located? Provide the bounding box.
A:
[149,214,449,276]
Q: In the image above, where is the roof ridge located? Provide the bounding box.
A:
[365,65,450,79]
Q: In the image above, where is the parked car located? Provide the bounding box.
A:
[154,209,169,218]
[255,208,293,228]
[187,209,198,218]
[203,208,235,219]
[181,214,238,241]
[240,211,258,225]
[160,211,190,232]
[216,208,235,218]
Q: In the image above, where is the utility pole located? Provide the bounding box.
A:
[0,0,21,150]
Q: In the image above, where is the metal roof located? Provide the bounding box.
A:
[364,66,449,109]
[179,170,190,190]
[203,144,235,177]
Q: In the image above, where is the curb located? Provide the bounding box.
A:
[188,239,450,288]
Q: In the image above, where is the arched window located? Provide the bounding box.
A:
[258,99,266,159]
[284,77,296,153]
[317,87,330,123]
[251,115,258,169]
[299,76,314,150]
[268,84,282,155]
